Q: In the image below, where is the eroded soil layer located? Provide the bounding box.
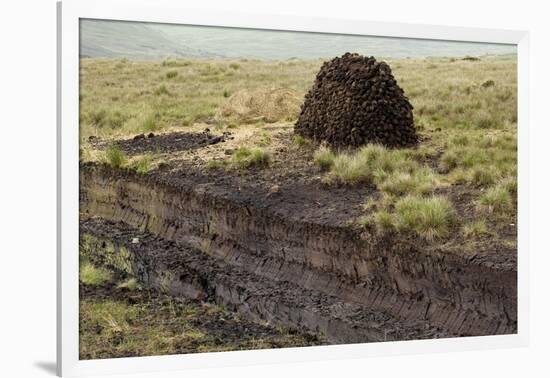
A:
[81,218,451,343]
[80,163,517,341]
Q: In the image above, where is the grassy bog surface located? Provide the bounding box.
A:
[80,55,517,243]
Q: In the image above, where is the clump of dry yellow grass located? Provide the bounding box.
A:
[218,87,302,123]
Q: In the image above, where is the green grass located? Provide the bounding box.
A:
[231,147,270,169]
[322,144,414,185]
[165,70,178,79]
[105,144,127,169]
[207,159,230,169]
[439,131,516,187]
[292,135,311,146]
[80,299,187,358]
[462,220,489,238]
[207,147,270,170]
[129,153,162,175]
[372,210,396,232]
[80,56,517,238]
[117,278,141,290]
[141,115,160,133]
[80,262,113,286]
[154,84,170,96]
[79,58,324,139]
[257,132,272,147]
[379,168,438,196]
[320,144,438,196]
[477,184,515,217]
[80,56,516,141]
[313,146,336,170]
[394,196,456,240]
[360,195,456,240]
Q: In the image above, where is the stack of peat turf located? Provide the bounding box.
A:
[295,53,418,148]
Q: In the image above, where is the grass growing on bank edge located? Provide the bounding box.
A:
[80,262,113,286]
[105,144,127,169]
[394,196,456,240]
[317,144,439,196]
[360,195,456,240]
[207,146,270,170]
[96,144,164,174]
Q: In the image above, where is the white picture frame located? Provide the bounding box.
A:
[57,0,530,376]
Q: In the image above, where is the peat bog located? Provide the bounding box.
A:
[79,54,517,358]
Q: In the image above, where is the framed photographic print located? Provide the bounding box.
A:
[57,0,529,376]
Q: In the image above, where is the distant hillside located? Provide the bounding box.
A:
[80,19,517,60]
[151,24,517,60]
[80,19,219,59]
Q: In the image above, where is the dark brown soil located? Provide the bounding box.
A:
[90,130,231,156]
[83,130,516,267]
[80,218,456,345]
[80,129,517,349]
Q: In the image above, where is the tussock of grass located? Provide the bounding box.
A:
[207,147,271,170]
[130,153,162,175]
[105,144,127,169]
[499,176,517,196]
[88,109,107,127]
[439,130,516,188]
[321,144,438,195]
[360,195,455,240]
[206,159,230,170]
[231,147,270,169]
[394,196,456,240]
[117,278,140,290]
[373,210,396,232]
[257,132,272,147]
[462,220,489,238]
[323,144,413,185]
[313,146,336,170]
[142,115,160,133]
[80,262,113,286]
[477,185,514,217]
[161,58,191,67]
[379,168,438,196]
[325,153,371,185]
[293,135,310,146]
[165,70,178,79]
[86,109,127,131]
[470,166,499,187]
[154,84,170,96]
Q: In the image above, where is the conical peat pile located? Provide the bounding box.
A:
[295,53,418,148]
